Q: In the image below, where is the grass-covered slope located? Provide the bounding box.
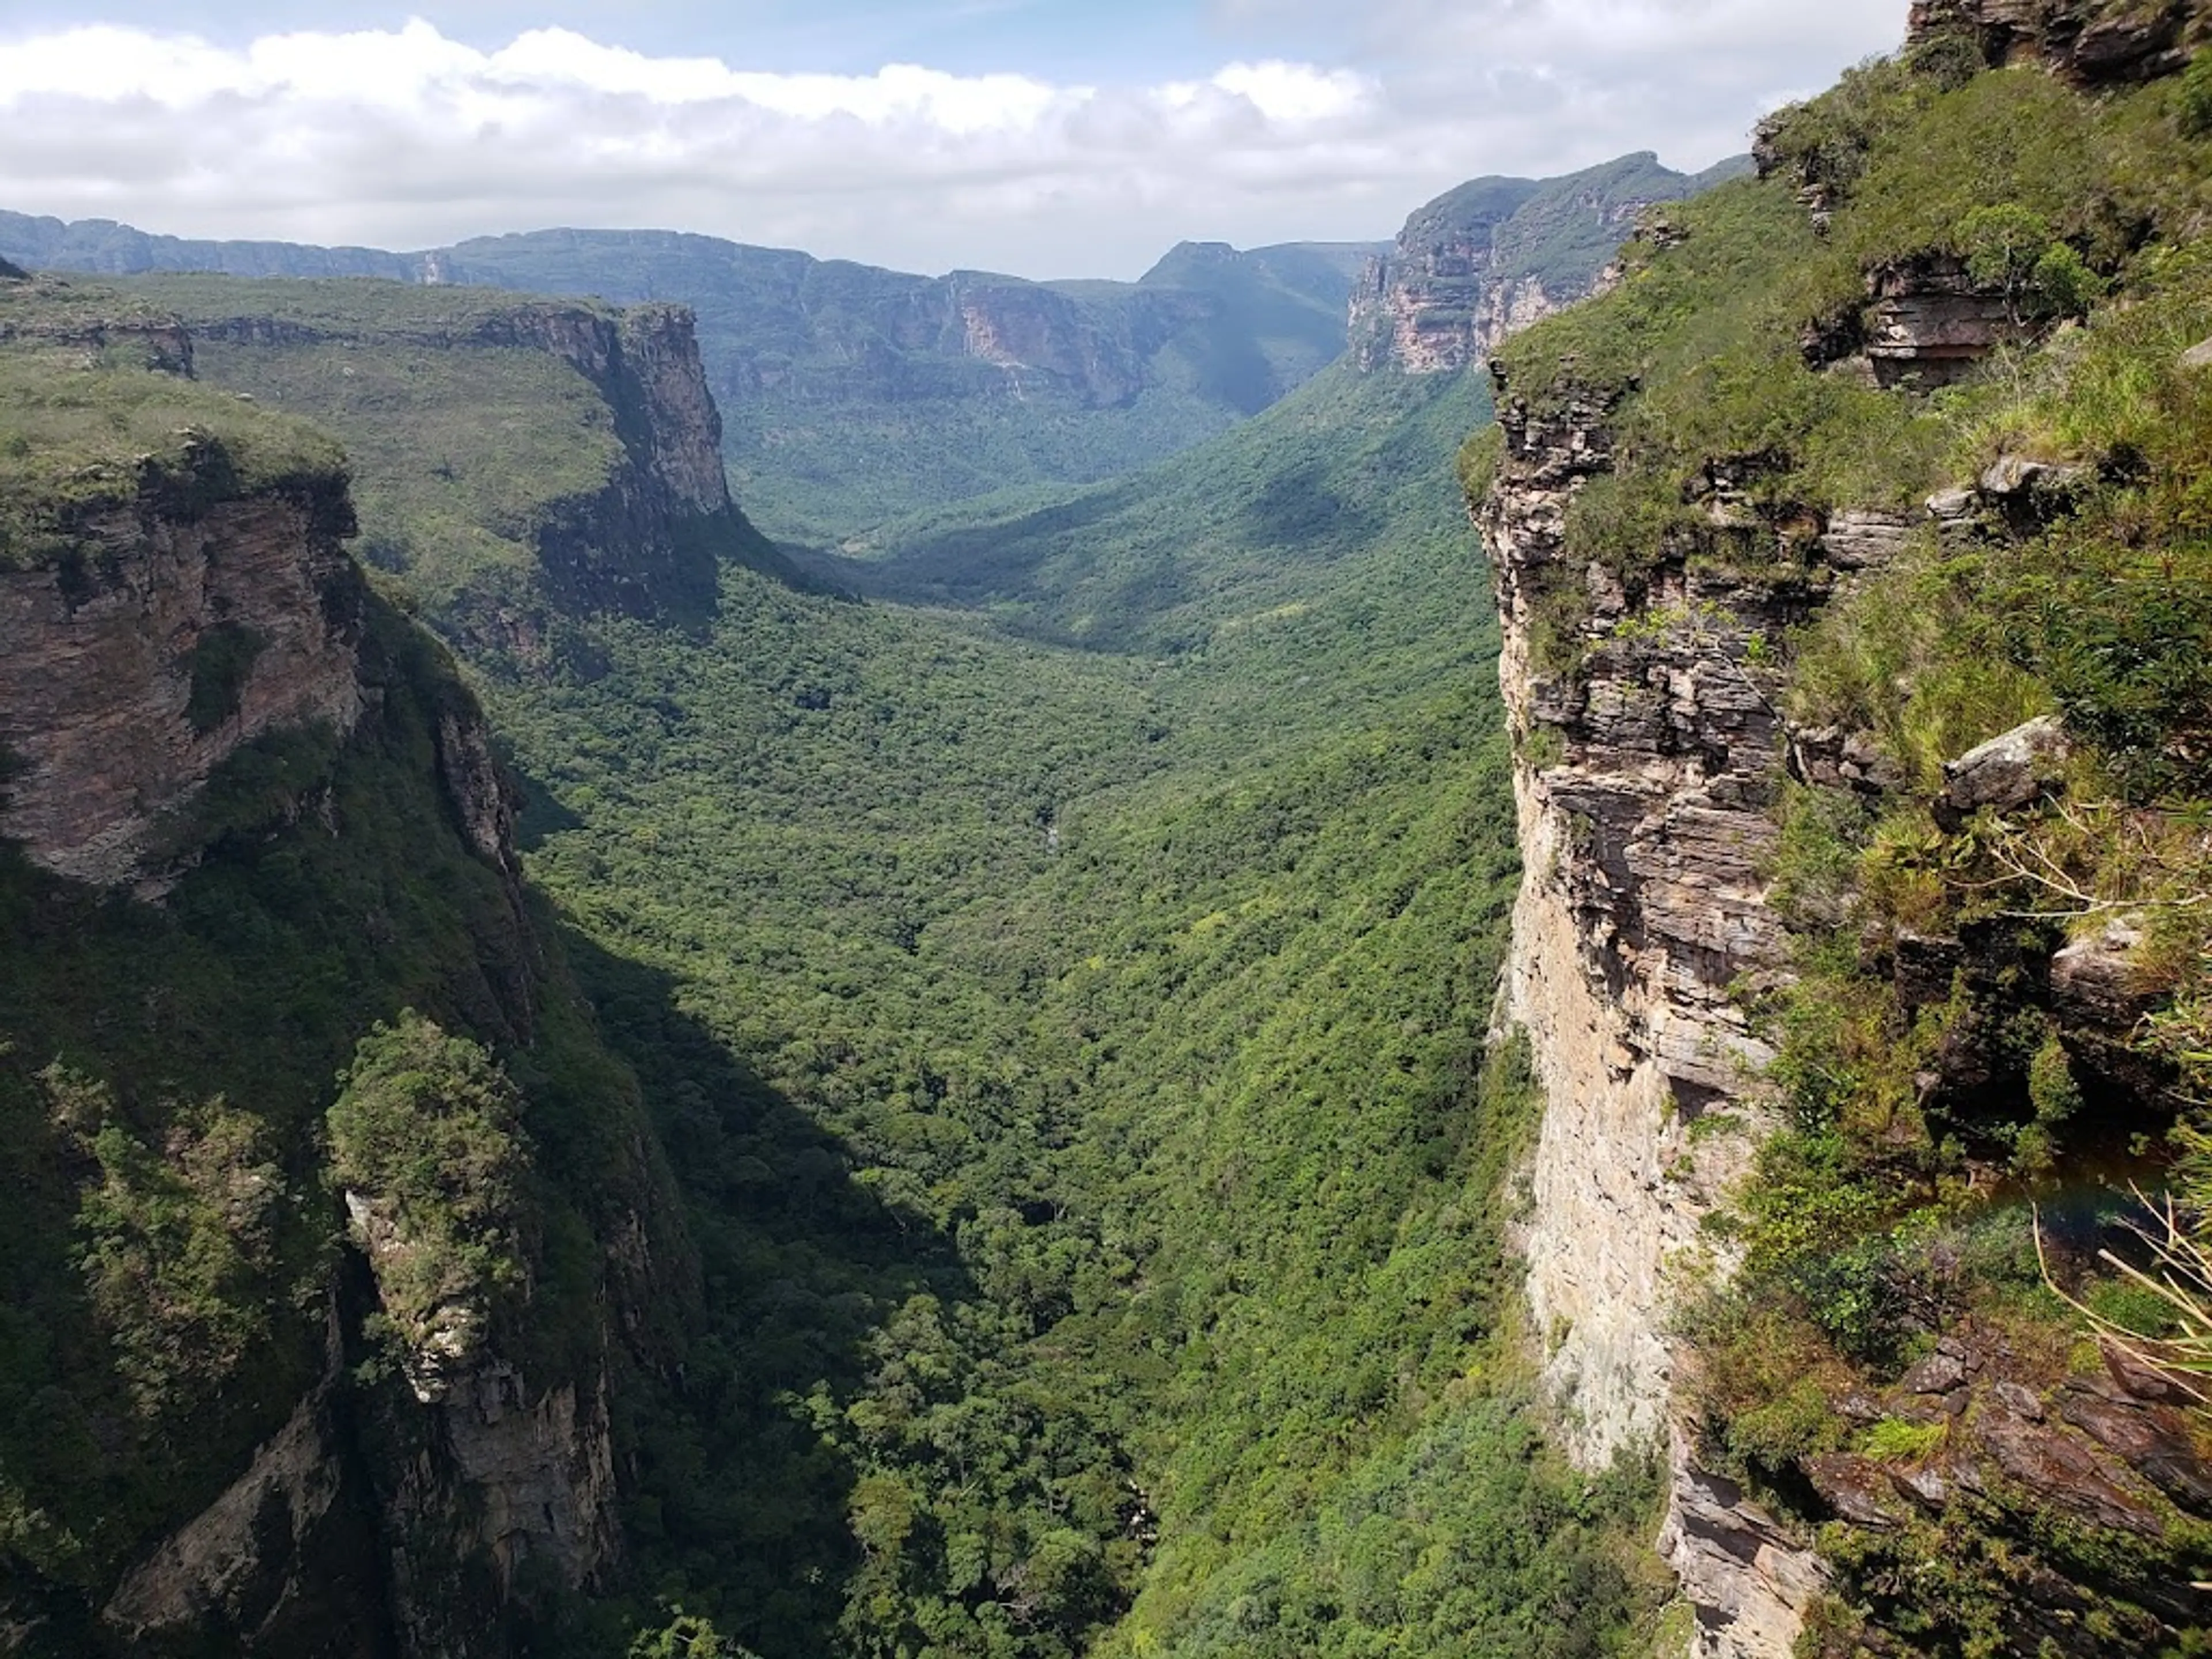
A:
[1478,20,2212,1652]
[808,361,1494,654]
[102,272,785,654]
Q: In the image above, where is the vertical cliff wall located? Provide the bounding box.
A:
[0,287,680,1656]
[1475,7,2212,1651]
[192,297,751,627]
[1479,375,1841,1657]
[0,461,365,889]
[1353,154,1745,375]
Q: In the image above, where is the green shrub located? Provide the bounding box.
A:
[66,1073,291,1416]
[326,1013,532,1348]
[2180,48,2212,138]
[184,624,267,734]
[1861,1416,1946,1461]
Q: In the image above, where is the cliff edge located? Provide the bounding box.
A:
[1475,3,2212,1652]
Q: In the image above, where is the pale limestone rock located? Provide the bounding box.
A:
[1936,714,2071,826]
[1482,379,1837,1655]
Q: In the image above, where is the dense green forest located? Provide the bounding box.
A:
[24,14,2212,1651]
[484,363,1671,1656]
[0,249,1673,1653]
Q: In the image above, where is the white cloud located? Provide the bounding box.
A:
[0,7,1905,278]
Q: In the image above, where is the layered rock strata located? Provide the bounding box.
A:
[1482,381,2212,1653]
[1908,0,2212,84]
[1353,156,1738,375]
[198,301,743,622]
[1480,376,1869,1655]
[0,457,365,888]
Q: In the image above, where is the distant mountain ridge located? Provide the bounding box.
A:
[0,156,1745,540]
[0,210,1384,540]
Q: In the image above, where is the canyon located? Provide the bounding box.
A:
[7,7,2212,1653]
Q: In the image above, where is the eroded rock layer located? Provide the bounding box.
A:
[0,462,364,888]
[1480,374,1832,1657]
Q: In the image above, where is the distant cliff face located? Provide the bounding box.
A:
[0,454,364,890]
[187,293,744,628]
[1352,154,1748,374]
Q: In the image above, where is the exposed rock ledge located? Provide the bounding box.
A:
[1479,372,1890,1654]
[0,461,365,889]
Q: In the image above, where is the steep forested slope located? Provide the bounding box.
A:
[0,230,1676,1658]
[78,228,1683,1654]
[1469,3,2212,1651]
[0,274,694,1657]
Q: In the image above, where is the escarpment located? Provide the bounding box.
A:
[1478,8,2212,1653]
[1908,0,2212,82]
[186,293,750,627]
[0,451,365,888]
[1353,153,1747,375]
[0,285,688,1658]
[1480,370,1835,1658]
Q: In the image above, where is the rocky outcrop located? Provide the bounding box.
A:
[430,1365,619,1596]
[1796,1336,2212,1653]
[1863,257,2029,387]
[1933,713,2072,827]
[0,285,194,375]
[1907,0,2212,85]
[1479,367,1929,1653]
[101,1282,622,1659]
[0,453,365,889]
[1480,373,2212,1653]
[1798,257,2029,389]
[101,1313,391,1657]
[1353,255,1560,374]
[1354,155,1745,374]
[196,300,743,623]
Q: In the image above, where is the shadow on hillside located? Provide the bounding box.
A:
[555,926,971,1657]
[798,479,1146,611]
[1234,458,1380,564]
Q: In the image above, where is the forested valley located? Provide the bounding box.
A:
[12,5,2212,1654]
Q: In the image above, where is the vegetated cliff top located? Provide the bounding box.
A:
[0,261,698,1656]
[0,279,345,568]
[1393,151,1752,291]
[0,267,772,650]
[1473,3,2212,1649]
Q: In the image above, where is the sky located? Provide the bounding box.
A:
[0,0,1907,280]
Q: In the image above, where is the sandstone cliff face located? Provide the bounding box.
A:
[1481,378,1835,1657]
[198,300,741,624]
[1484,368,2212,1650]
[1353,156,1740,375]
[0,299,641,1652]
[0,460,365,889]
[1907,0,2212,83]
[1351,188,1551,374]
[96,1277,624,1659]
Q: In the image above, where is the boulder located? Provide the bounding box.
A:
[2050,919,2155,1029]
[1934,715,2071,828]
